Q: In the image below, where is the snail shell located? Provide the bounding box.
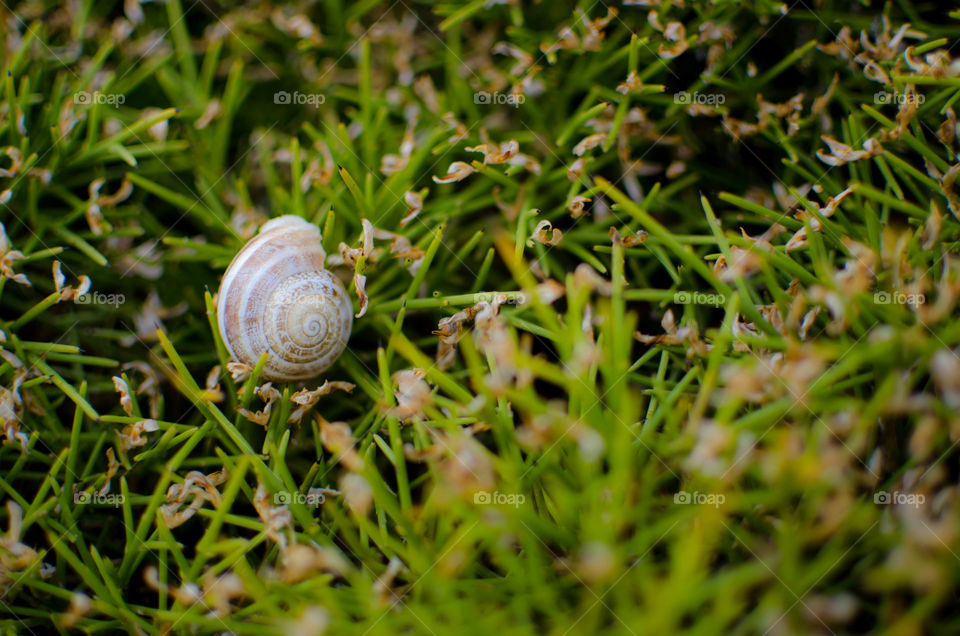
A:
[217,215,353,382]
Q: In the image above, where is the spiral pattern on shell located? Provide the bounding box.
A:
[216,215,353,382]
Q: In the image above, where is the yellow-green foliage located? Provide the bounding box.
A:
[1,1,960,634]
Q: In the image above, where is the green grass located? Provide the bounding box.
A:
[2,0,960,633]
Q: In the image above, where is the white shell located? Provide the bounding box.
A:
[217,215,353,382]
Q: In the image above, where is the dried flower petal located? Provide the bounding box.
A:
[432,161,475,184]
[401,190,423,226]
[572,133,606,157]
[531,220,562,245]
